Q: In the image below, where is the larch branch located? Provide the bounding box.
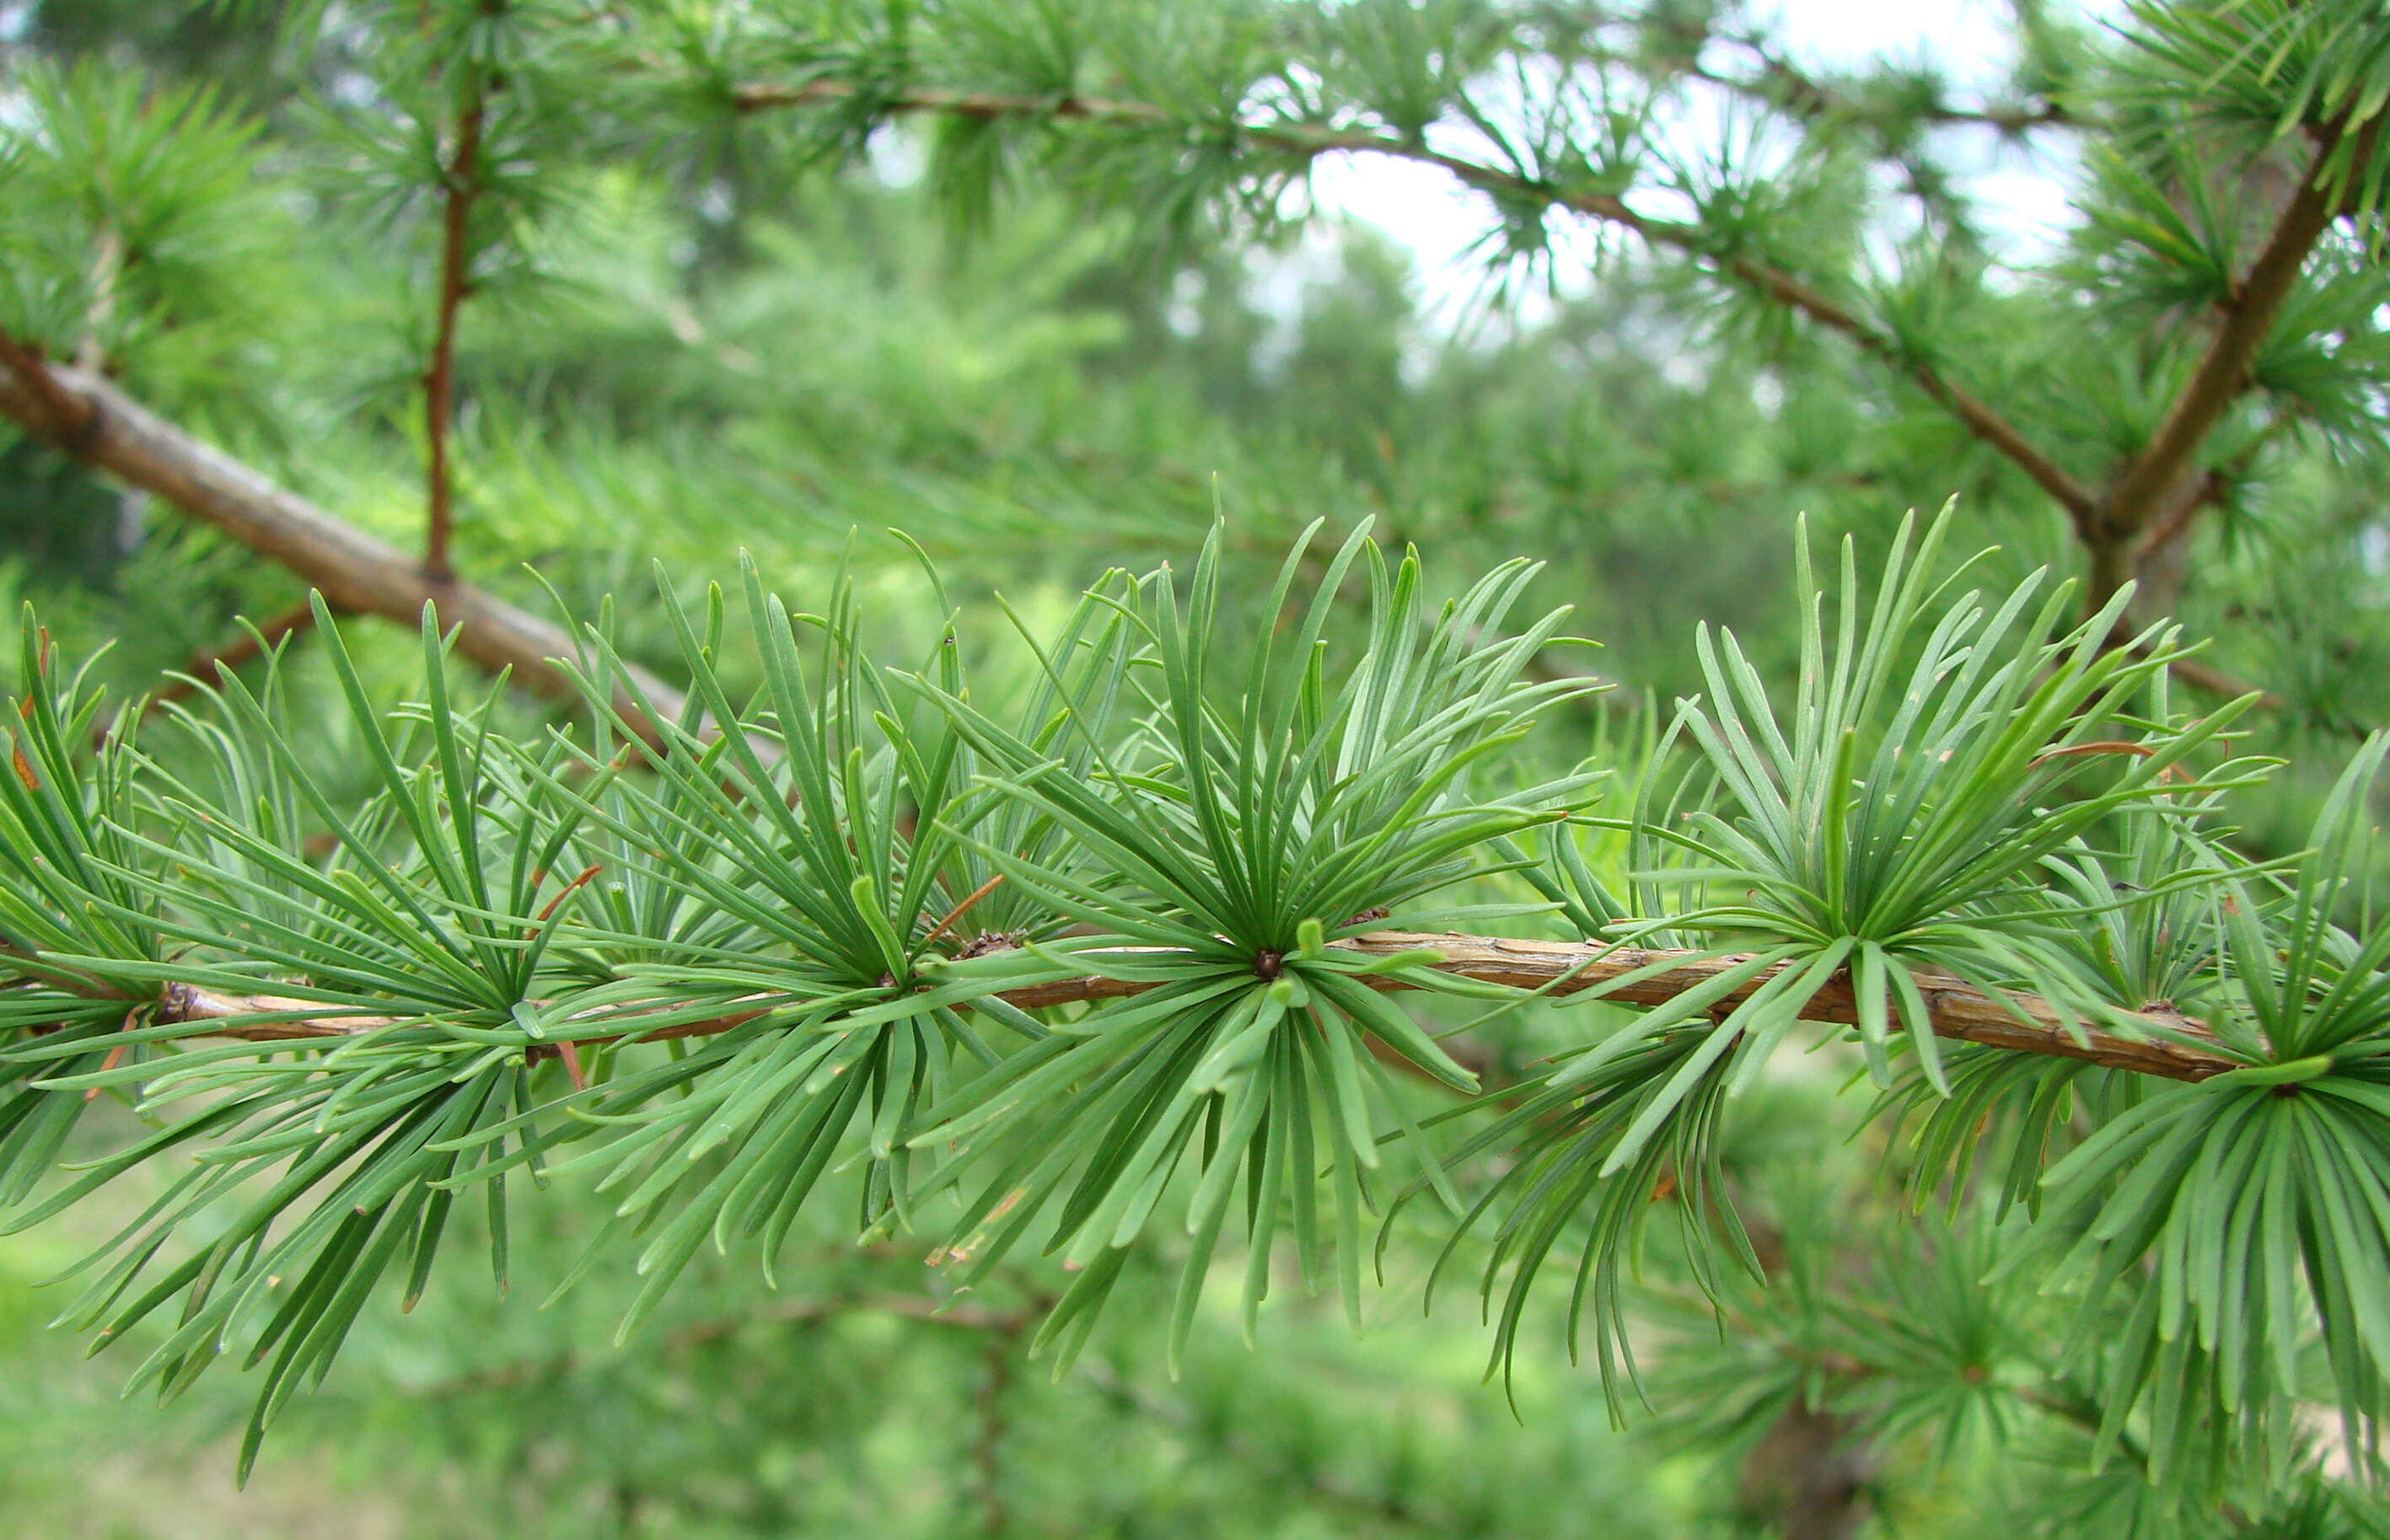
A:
[727,77,2103,526]
[0,345,682,750]
[146,931,2242,1084]
[423,76,487,582]
[2088,116,2377,596]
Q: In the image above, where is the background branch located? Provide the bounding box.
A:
[422,37,491,583]
[0,343,682,749]
[728,76,2103,526]
[2086,117,2379,609]
[731,67,2379,668]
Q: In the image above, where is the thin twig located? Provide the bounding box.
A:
[923,874,1006,950]
[424,6,507,582]
[76,226,124,373]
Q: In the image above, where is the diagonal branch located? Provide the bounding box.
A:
[728,76,2103,527]
[2133,466,2227,567]
[0,342,683,749]
[1690,29,2080,137]
[148,930,2241,1082]
[2087,115,2378,602]
[1692,252,2099,525]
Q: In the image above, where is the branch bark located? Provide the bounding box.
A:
[2086,115,2377,609]
[0,345,681,749]
[423,66,488,582]
[149,929,2242,1083]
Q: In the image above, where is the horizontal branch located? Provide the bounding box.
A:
[729,77,2102,524]
[152,930,2241,1083]
[0,344,682,750]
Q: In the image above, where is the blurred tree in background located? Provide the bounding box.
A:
[3,2,2390,1537]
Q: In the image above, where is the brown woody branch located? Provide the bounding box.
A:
[423,62,489,582]
[0,343,683,749]
[150,930,2242,1083]
[2086,115,2379,607]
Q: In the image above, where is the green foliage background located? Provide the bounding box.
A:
[6,2,2390,1536]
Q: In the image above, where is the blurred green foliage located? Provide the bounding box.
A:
[7,2,2390,1536]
